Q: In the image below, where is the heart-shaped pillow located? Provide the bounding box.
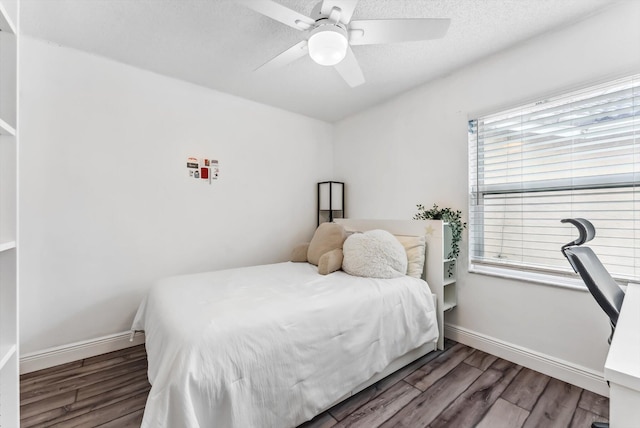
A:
[342,229,407,279]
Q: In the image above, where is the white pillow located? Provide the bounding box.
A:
[342,229,408,279]
[395,235,426,278]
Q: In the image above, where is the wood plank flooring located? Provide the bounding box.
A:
[20,340,609,427]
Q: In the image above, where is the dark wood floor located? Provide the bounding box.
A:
[20,340,609,427]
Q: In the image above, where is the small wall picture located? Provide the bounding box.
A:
[187,157,199,177]
[210,160,219,180]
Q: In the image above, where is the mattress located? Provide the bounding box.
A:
[131,261,438,427]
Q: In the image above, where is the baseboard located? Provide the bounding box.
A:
[445,323,609,397]
[20,331,146,374]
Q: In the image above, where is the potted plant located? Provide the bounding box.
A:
[413,204,467,277]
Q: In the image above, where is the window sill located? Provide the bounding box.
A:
[468,264,590,292]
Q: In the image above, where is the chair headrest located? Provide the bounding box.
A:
[561,218,596,249]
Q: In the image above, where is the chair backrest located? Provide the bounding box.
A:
[561,218,625,329]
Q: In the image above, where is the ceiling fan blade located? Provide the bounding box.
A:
[349,18,450,46]
[334,47,365,87]
[236,0,315,31]
[321,0,359,25]
[255,40,309,73]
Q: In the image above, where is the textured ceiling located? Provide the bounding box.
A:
[21,0,617,122]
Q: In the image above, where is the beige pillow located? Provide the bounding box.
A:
[395,235,426,278]
[307,223,347,266]
[318,248,344,275]
[290,243,309,262]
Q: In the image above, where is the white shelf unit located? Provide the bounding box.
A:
[0,0,18,426]
[423,220,458,350]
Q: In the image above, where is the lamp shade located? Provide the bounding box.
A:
[318,181,345,225]
[319,182,343,210]
[308,25,348,66]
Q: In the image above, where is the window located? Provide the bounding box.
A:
[469,74,640,283]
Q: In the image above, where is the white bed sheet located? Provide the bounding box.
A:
[131,261,438,428]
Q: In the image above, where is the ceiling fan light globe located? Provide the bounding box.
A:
[308,25,348,66]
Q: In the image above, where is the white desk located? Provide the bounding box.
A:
[604,282,640,427]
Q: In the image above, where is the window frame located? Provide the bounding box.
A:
[468,73,640,285]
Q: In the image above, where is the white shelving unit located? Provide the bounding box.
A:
[423,220,458,350]
[0,0,18,426]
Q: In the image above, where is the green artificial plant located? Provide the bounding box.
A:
[413,204,467,277]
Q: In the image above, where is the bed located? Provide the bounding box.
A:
[131,219,444,427]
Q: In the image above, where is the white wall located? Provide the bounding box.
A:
[19,37,333,355]
[333,0,640,386]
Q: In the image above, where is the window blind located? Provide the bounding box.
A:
[469,74,640,282]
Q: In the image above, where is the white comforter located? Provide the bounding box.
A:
[131,262,438,428]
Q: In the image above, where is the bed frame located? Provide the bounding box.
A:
[330,219,445,408]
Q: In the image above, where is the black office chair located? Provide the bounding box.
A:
[561,218,625,428]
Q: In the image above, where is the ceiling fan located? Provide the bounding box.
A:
[236,0,450,87]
